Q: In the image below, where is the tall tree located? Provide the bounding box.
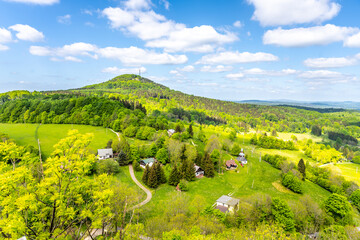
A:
[142,165,150,185]
[168,165,180,186]
[147,165,158,188]
[187,124,193,137]
[297,159,306,180]
[117,150,128,166]
[185,161,196,181]
[204,154,215,178]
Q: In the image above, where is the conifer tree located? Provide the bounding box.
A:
[185,161,196,181]
[168,165,180,186]
[142,164,150,185]
[180,161,187,179]
[147,165,158,188]
[297,159,306,180]
[180,144,187,162]
[204,155,215,178]
[187,124,193,137]
[159,164,167,184]
[117,150,128,166]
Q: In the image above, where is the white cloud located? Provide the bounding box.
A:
[299,70,357,84]
[148,75,168,82]
[160,0,170,10]
[304,57,357,68]
[243,68,297,76]
[197,51,278,65]
[102,66,146,75]
[226,73,245,80]
[247,0,340,26]
[4,0,59,5]
[179,65,195,72]
[57,14,71,24]
[344,32,360,47]
[9,24,44,42]
[201,65,233,73]
[102,7,136,28]
[30,42,188,65]
[146,25,237,52]
[102,4,237,53]
[29,42,98,61]
[98,46,187,65]
[0,28,12,46]
[233,21,243,28]
[124,0,151,10]
[263,24,358,47]
[0,44,9,51]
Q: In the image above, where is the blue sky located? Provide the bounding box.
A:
[1,0,360,101]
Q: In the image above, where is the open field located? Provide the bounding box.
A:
[0,123,116,158]
[324,163,360,185]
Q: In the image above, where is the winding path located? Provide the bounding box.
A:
[108,128,152,209]
[128,164,152,210]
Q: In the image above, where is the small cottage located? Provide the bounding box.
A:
[226,159,238,170]
[236,149,247,165]
[194,165,204,178]
[215,195,240,213]
[98,148,114,160]
[167,129,176,137]
[140,158,156,168]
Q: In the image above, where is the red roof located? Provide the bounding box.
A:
[226,159,237,167]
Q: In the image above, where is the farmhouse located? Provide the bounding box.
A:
[97,148,113,160]
[237,149,247,165]
[167,129,176,137]
[215,195,240,213]
[226,159,237,170]
[140,158,156,168]
[195,164,204,178]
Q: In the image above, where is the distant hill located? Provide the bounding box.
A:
[236,100,360,111]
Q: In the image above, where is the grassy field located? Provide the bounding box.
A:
[324,163,360,185]
[0,123,116,158]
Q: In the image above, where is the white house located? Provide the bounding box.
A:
[215,195,240,213]
[194,164,204,178]
[237,149,247,165]
[167,129,176,137]
[97,148,114,160]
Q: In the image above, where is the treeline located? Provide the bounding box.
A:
[250,134,296,150]
[328,131,358,145]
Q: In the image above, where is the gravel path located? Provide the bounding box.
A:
[128,164,152,210]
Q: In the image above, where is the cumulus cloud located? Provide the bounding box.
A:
[0,27,12,50]
[102,66,146,75]
[9,24,44,42]
[197,51,278,65]
[299,70,357,84]
[102,2,237,53]
[304,57,358,68]
[98,46,187,65]
[247,0,340,26]
[124,0,151,10]
[233,21,243,28]
[4,0,59,5]
[243,68,297,76]
[57,14,71,24]
[226,73,245,80]
[344,32,360,47]
[263,24,358,47]
[146,25,237,52]
[201,65,233,73]
[179,65,195,72]
[160,0,170,10]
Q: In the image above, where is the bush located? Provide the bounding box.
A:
[352,156,360,164]
[319,225,347,240]
[271,198,295,232]
[133,160,142,172]
[178,179,189,191]
[263,154,286,169]
[350,189,360,210]
[96,159,120,175]
[281,172,303,194]
[324,193,353,225]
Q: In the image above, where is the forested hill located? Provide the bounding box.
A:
[1,74,360,139]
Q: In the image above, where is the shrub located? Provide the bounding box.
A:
[324,193,353,225]
[96,159,120,175]
[178,179,189,191]
[281,172,303,194]
[350,189,360,210]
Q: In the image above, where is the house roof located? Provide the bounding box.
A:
[215,205,228,213]
[141,158,156,164]
[216,195,240,207]
[167,129,176,133]
[195,165,204,172]
[237,156,247,162]
[98,148,113,157]
[226,159,237,167]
